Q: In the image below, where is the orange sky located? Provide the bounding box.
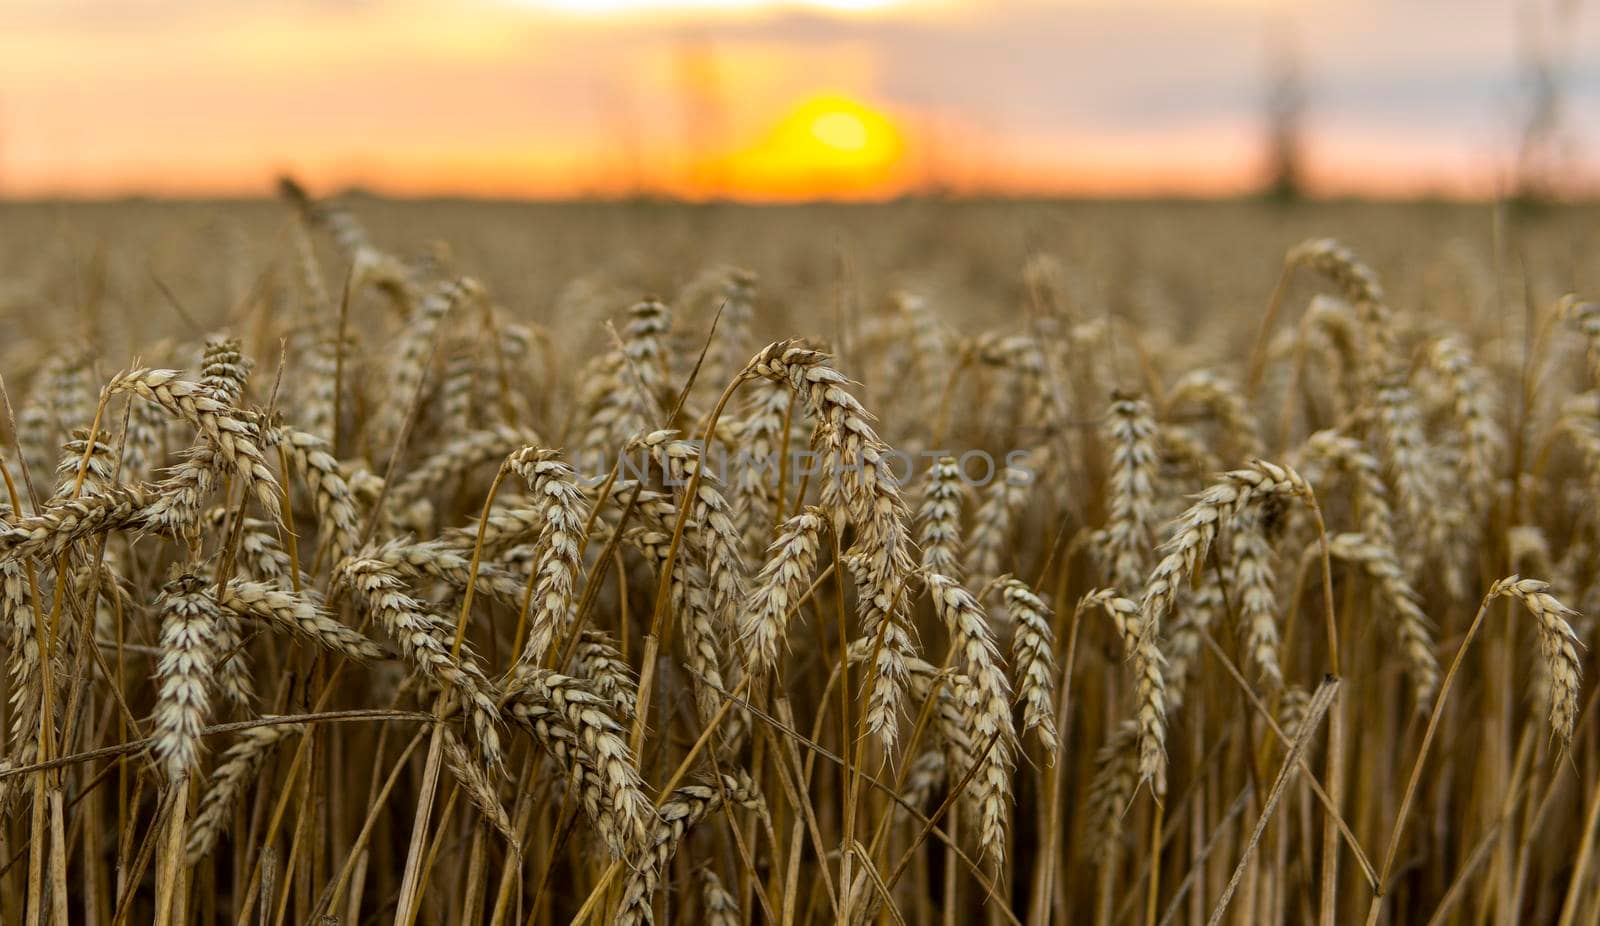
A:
[1,0,1595,200]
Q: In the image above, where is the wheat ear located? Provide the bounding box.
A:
[917,456,968,580]
[743,342,919,752]
[999,576,1058,761]
[927,573,1015,864]
[739,507,825,680]
[153,574,220,783]
[106,368,281,517]
[616,772,762,926]
[1490,577,1584,746]
[503,668,657,856]
[185,720,303,863]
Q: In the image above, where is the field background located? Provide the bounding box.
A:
[2,194,1600,924]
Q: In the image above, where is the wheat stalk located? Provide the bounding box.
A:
[917,456,968,580]
[199,337,252,407]
[1325,533,1441,705]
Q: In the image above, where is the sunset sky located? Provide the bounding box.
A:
[2,0,1597,200]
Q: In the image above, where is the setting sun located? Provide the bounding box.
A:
[714,95,907,199]
[810,110,870,152]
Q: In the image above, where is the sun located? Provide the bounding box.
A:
[810,110,870,152]
[715,95,906,199]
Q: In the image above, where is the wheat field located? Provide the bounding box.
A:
[0,189,1597,924]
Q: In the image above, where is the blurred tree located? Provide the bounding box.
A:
[1512,0,1583,205]
[1261,26,1306,203]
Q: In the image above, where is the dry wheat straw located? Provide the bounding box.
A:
[1142,460,1310,633]
[268,424,364,560]
[121,396,168,484]
[1561,295,1600,387]
[967,462,1031,587]
[1375,375,1461,593]
[288,213,330,313]
[1287,237,1386,308]
[573,630,637,722]
[371,277,479,451]
[1,559,41,813]
[0,485,154,562]
[629,430,746,635]
[299,332,343,444]
[1167,370,1262,460]
[278,176,420,308]
[897,653,979,795]
[629,527,735,732]
[442,725,517,844]
[389,425,540,519]
[731,379,794,557]
[438,343,478,440]
[200,336,252,407]
[1081,588,1167,795]
[365,538,526,611]
[1084,721,1139,861]
[687,268,757,403]
[1425,336,1502,513]
[441,502,544,555]
[1297,429,1395,551]
[573,353,633,457]
[138,447,217,537]
[619,298,672,417]
[897,291,952,436]
[1325,533,1441,705]
[210,601,255,710]
[52,430,118,500]
[900,749,948,811]
[1278,686,1311,746]
[1232,511,1283,688]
